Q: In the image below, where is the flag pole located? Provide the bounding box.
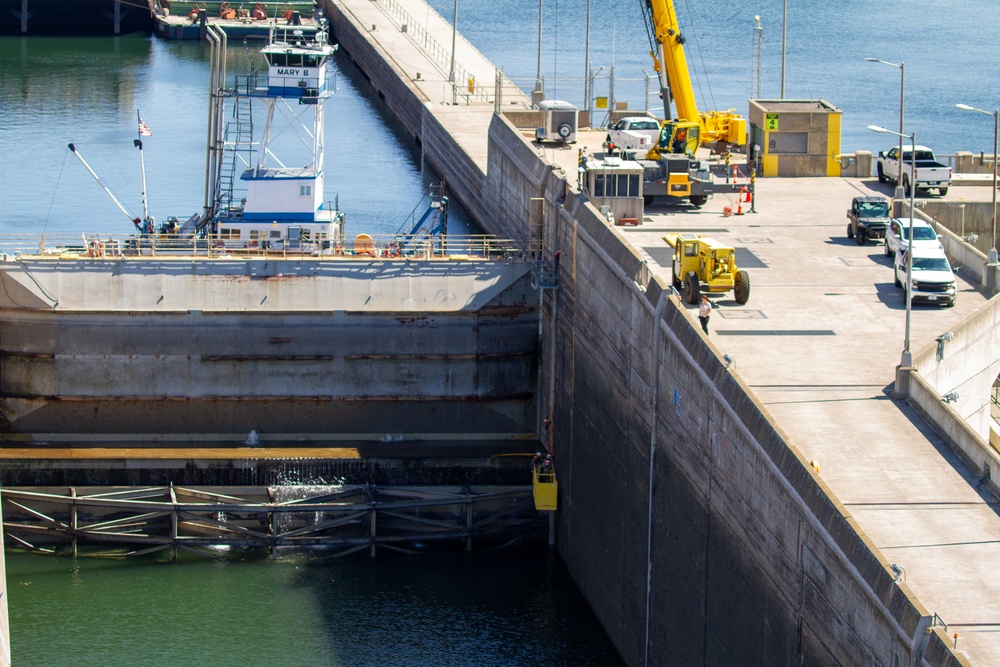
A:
[135,111,151,233]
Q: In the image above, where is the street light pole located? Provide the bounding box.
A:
[448,0,458,104]
[780,0,786,98]
[869,125,916,391]
[866,58,905,201]
[956,103,999,293]
[535,0,543,96]
[583,0,591,115]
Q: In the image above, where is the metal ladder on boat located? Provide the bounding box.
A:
[215,89,255,216]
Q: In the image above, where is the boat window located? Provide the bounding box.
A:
[300,185,312,196]
[219,228,240,240]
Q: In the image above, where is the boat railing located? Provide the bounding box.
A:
[0,233,528,261]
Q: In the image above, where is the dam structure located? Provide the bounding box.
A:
[310,0,998,664]
[1,2,1000,666]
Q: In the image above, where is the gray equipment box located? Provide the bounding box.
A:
[536,100,578,144]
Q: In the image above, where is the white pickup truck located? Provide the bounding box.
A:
[875,145,951,197]
[605,117,661,152]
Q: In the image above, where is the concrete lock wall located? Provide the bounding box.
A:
[321,2,965,663]
[906,295,1000,499]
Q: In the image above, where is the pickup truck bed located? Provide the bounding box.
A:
[876,146,951,197]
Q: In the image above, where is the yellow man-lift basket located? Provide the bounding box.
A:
[532,465,558,510]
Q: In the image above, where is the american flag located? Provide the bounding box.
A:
[138,117,152,137]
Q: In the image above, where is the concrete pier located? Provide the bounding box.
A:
[319,0,1000,663]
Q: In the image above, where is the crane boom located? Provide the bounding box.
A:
[642,0,746,154]
[646,0,698,124]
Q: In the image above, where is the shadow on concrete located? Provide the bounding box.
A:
[875,282,907,310]
[879,382,1000,515]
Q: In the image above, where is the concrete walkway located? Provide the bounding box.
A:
[610,164,1000,665]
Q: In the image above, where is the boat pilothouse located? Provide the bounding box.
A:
[208,22,343,252]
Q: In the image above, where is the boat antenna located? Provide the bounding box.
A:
[67,143,143,233]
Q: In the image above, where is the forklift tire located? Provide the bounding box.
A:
[689,195,708,208]
[734,270,750,305]
[683,271,700,305]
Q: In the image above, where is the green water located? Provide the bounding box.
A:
[7,547,623,666]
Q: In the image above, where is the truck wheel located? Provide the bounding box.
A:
[894,271,901,288]
[734,270,750,305]
[683,271,700,304]
[689,195,708,208]
[902,175,911,197]
[847,223,855,239]
[877,164,886,183]
[643,195,655,206]
[939,187,949,197]
[855,229,866,245]
[884,240,892,257]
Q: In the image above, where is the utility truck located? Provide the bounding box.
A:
[875,146,951,197]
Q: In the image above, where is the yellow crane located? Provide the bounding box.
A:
[643,0,746,159]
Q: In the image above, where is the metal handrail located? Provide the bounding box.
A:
[0,233,527,261]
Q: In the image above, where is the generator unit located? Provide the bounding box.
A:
[536,100,578,144]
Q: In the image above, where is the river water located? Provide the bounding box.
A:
[7,546,622,667]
